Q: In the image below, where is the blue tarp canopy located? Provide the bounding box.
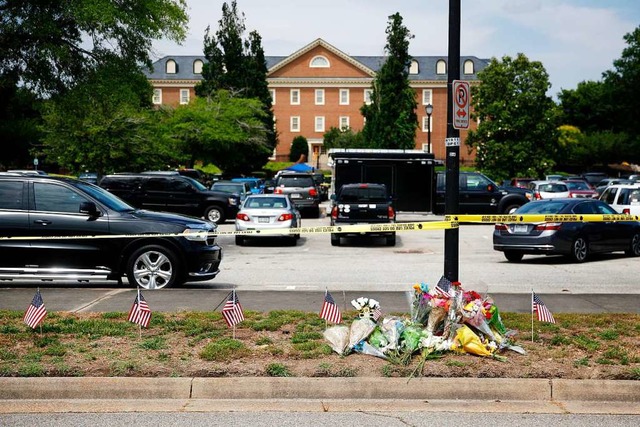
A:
[284,163,314,172]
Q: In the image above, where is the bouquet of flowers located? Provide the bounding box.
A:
[351,297,381,320]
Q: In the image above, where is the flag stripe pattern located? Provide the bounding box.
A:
[533,292,556,324]
[372,306,383,321]
[24,290,47,329]
[319,291,342,324]
[128,292,152,328]
[222,291,244,327]
[434,275,453,298]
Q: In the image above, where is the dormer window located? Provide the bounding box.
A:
[463,59,474,75]
[193,59,204,74]
[436,59,446,75]
[409,59,419,74]
[166,59,178,74]
[309,55,330,68]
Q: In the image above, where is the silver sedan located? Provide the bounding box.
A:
[234,194,302,246]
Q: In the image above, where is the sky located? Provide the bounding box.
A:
[152,0,640,95]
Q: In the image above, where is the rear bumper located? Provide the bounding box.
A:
[331,220,396,237]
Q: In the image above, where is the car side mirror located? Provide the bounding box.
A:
[487,184,495,192]
[79,201,100,217]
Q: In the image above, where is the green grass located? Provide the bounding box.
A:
[265,363,293,377]
[200,338,249,362]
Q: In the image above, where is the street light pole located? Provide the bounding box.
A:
[425,104,433,154]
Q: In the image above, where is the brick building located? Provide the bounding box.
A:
[145,38,488,167]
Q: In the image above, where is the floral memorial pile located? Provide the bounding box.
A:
[323,279,525,367]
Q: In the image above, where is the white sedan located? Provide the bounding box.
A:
[234,194,302,246]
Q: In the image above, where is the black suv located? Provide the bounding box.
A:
[330,183,396,246]
[0,175,222,289]
[434,171,532,214]
[99,173,239,224]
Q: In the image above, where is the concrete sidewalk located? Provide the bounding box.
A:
[1,377,638,414]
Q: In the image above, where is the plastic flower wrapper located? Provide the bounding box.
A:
[323,325,350,355]
[399,324,425,354]
[461,299,499,343]
[453,325,507,362]
[348,317,377,350]
[411,283,433,325]
[420,333,453,352]
[380,316,405,351]
[485,303,508,336]
[368,327,389,350]
[353,340,388,360]
[425,306,447,335]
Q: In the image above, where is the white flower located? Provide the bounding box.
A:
[369,298,380,308]
[351,299,363,310]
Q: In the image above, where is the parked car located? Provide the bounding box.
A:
[330,183,396,246]
[8,169,47,176]
[231,177,264,194]
[528,181,570,200]
[0,175,222,289]
[262,179,276,194]
[599,184,640,215]
[509,177,536,189]
[563,179,598,199]
[99,173,239,224]
[78,172,98,184]
[234,194,301,246]
[581,172,609,187]
[493,199,640,263]
[211,180,251,202]
[595,178,632,196]
[311,172,329,201]
[273,172,320,216]
[434,171,532,214]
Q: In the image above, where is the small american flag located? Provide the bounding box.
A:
[533,292,556,324]
[24,289,47,329]
[128,290,152,328]
[319,290,342,324]
[372,306,383,321]
[222,290,244,327]
[433,275,453,298]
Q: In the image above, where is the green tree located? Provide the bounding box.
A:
[557,81,615,134]
[465,53,558,182]
[289,136,309,162]
[0,0,188,96]
[322,127,366,150]
[162,90,270,175]
[361,12,417,149]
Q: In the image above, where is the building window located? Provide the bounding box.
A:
[422,89,432,105]
[436,60,446,75]
[315,116,325,132]
[180,89,190,105]
[339,89,349,105]
[421,143,431,153]
[463,59,474,75]
[309,55,330,68]
[364,89,373,105]
[193,60,204,74]
[339,116,350,130]
[422,116,433,132]
[166,59,178,74]
[152,89,162,105]
[269,89,276,105]
[315,89,325,105]
[290,89,300,105]
[290,116,300,132]
[409,59,419,74]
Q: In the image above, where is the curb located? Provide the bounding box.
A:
[0,377,638,402]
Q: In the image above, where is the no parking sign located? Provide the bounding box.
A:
[453,80,470,130]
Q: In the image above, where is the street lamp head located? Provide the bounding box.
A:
[425,103,433,116]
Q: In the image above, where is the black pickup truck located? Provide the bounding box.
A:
[434,171,532,215]
[329,183,396,246]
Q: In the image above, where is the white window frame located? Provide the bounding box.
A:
[339,116,350,130]
[193,60,204,74]
[421,143,431,153]
[166,59,177,74]
[290,89,300,105]
[409,60,419,74]
[422,89,432,105]
[309,55,330,68]
[315,89,325,106]
[364,89,373,105]
[179,89,190,105]
[152,88,162,105]
[269,89,276,105]
[290,116,300,132]
[463,59,474,75]
[339,89,350,105]
[315,116,325,132]
[422,116,433,132]
[436,60,447,75]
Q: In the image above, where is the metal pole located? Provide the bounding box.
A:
[427,114,432,153]
[444,0,461,282]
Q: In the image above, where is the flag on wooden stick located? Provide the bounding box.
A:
[319,290,342,324]
[222,290,244,328]
[128,289,152,328]
[24,289,47,329]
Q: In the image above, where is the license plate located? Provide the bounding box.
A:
[258,217,270,223]
[514,224,528,233]
[290,193,301,199]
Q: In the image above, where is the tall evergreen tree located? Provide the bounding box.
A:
[361,13,417,149]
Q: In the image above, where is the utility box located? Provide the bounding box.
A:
[328,149,440,212]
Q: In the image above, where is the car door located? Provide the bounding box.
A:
[460,173,499,213]
[0,179,31,268]
[164,177,201,216]
[28,181,111,269]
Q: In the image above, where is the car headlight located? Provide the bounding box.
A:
[183,228,212,241]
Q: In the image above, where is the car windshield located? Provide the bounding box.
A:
[214,184,242,193]
[516,201,569,214]
[244,197,288,209]
[539,183,568,193]
[182,176,206,191]
[339,186,387,202]
[565,181,590,190]
[278,176,314,187]
[75,181,135,212]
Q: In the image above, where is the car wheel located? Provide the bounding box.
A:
[504,250,524,262]
[625,232,640,256]
[235,235,244,246]
[204,206,225,224]
[287,236,297,246]
[331,233,340,246]
[126,245,179,290]
[386,234,396,246]
[502,204,521,214]
[569,236,588,262]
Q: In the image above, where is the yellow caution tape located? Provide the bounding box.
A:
[445,214,640,223]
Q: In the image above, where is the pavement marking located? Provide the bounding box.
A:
[70,289,130,313]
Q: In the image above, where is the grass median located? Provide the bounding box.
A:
[0,310,638,380]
